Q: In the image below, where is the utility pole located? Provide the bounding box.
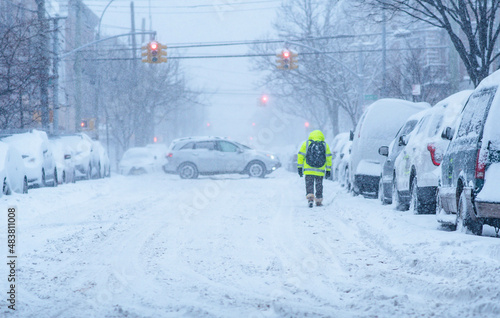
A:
[51,16,63,134]
[74,0,82,132]
[36,0,50,131]
[382,8,387,98]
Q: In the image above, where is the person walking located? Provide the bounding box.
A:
[297,130,332,207]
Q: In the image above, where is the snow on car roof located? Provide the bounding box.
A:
[1,131,45,155]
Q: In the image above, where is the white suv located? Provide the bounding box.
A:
[163,136,281,179]
[393,90,472,213]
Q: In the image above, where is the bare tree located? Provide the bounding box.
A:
[360,0,500,87]
[251,0,369,136]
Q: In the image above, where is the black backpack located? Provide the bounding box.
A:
[306,140,326,168]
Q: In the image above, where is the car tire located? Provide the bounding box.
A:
[379,178,390,205]
[3,178,11,195]
[457,190,482,236]
[41,169,46,187]
[410,177,425,214]
[23,177,28,194]
[52,168,58,187]
[247,161,266,178]
[86,165,91,180]
[392,177,406,211]
[345,167,351,192]
[179,163,199,179]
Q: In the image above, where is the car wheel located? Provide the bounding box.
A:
[409,177,423,214]
[52,168,58,187]
[392,177,405,211]
[345,167,351,191]
[378,178,387,205]
[62,171,66,184]
[86,165,91,180]
[179,163,199,179]
[3,178,11,195]
[23,177,28,194]
[456,190,482,236]
[41,169,46,187]
[247,161,266,178]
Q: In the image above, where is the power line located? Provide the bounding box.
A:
[73,46,449,61]
[84,0,283,9]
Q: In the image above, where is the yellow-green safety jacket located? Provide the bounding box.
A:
[297,130,332,177]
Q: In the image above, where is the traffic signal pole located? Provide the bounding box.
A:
[58,31,156,60]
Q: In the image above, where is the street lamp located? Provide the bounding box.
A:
[95,0,116,152]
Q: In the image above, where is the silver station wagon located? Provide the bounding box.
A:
[163,136,281,179]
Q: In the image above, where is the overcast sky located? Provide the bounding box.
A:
[83,0,280,142]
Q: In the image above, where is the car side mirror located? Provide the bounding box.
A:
[349,130,354,141]
[237,148,243,154]
[398,135,408,146]
[441,127,453,141]
[378,146,389,157]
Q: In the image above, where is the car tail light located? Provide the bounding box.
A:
[475,148,488,179]
[427,143,443,166]
[166,153,173,158]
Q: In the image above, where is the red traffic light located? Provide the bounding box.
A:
[261,95,268,103]
[283,51,290,58]
[150,42,158,50]
[304,121,310,128]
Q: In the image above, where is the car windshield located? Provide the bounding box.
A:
[123,149,151,160]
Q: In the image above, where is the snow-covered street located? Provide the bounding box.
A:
[2,169,500,317]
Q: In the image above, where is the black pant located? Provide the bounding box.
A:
[305,175,323,199]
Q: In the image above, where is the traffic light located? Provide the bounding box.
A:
[80,120,88,129]
[259,94,269,106]
[276,49,298,70]
[141,41,167,64]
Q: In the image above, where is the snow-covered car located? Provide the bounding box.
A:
[393,90,472,213]
[1,130,57,187]
[94,140,111,178]
[437,70,500,235]
[146,143,168,169]
[331,132,350,181]
[49,138,76,184]
[349,99,430,196]
[58,133,99,180]
[378,111,426,205]
[338,140,352,189]
[0,141,28,195]
[163,136,281,179]
[119,147,160,175]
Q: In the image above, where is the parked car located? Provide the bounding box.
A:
[58,133,99,180]
[1,130,57,187]
[163,136,281,179]
[330,132,350,181]
[0,141,28,195]
[392,90,473,213]
[94,140,111,178]
[338,140,352,189]
[49,138,76,184]
[378,111,426,205]
[146,143,168,170]
[437,71,500,235]
[349,99,430,196]
[119,147,161,175]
